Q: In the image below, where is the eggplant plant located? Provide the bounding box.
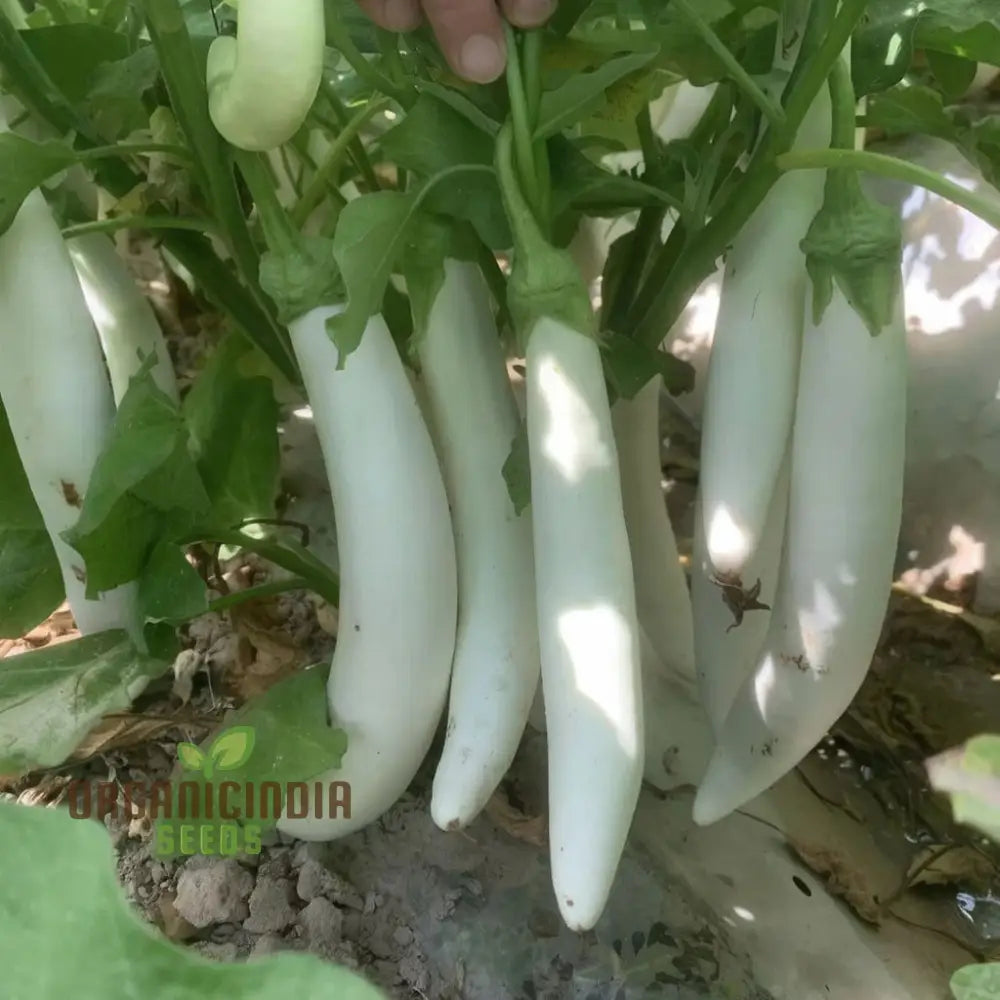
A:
[0,0,999,966]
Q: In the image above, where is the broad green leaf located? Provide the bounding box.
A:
[927,735,1000,843]
[182,335,280,528]
[137,540,208,623]
[865,85,957,140]
[581,66,673,148]
[801,170,903,335]
[951,963,1000,1000]
[380,95,509,248]
[412,79,500,135]
[176,742,206,772]
[0,403,63,639]
[502,421,532,517]
[0,134,77,236]
[85,45,161,139]
[209,725,256,770]
[327,190,418,362]
[601,333,696,401]
[21,22,128,104]
[866,87,1000,191]
[0,802,386,999]
[925,50,979,101]
[549,135,682,219]
[155,663,348,853]
[854,1,1000,96]
[0,630,170,776]
[258,234,342,324]
[63,366,212,595]
[535,52,658,139]
[401,214,481,344]
[381,93,494,175]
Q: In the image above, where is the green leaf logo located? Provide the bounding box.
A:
[176,742,206,773]
[208,726,256,772]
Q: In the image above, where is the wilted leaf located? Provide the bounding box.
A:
[0,631,170,776]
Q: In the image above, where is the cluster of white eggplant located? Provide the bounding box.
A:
[0,0,911,937]
[0,96,177,646]
[691,52,907,823]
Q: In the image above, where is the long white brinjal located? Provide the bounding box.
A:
[0,186,138,636]
[691,453,789,736]
[67,233,179,405]
[694,287,906,825]
[421,259,541,831]
[206,0,325,152]
[497,123,643,931]
[277,310,458,840]
[696,9,827,582]
[611,377,695,683]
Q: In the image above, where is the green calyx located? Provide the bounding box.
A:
[494,122,596,351]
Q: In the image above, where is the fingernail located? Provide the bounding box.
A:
[382,0,420,31]
[459,33,506,83]
[509,0,556,27]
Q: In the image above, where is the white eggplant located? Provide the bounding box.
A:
[0,190,137,637]
[206,0,325,151]
[611,376,695,682]
[694,288,906,825]
[277,310,457,840]
[697,85,830,577]
[67,233,179,405]
[691,452,789,735]
[421,260,540,830]
[527,315,643,931]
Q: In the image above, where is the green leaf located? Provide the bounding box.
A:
[137,540,207,623]
[380,95,509,248]
[501,420,532,517]
[401,214,479,344]
[0,403,63,639]
[381,93,494,176]
[549,135,681,219]
[854,0,1000,96]
[176,742,206,772]
[183,336,280,528]
[925,50,978,101]
[412,79,500,136]
[535,51,658,139]
[63,365,212,596]
[800,169,903,335]
[865,85,957,140]
[209,725,256,770]
[85,45,161,139]
[601,333,696,401]
[866,87,1000,190]
[21,22,128,105]
[0,134,77,236]
[927,735,1000,843]
[951,963,1000,1000]
[0,802,386,999]
[0,631,170,776]
[327,190,418,362]
[154,664,348,852]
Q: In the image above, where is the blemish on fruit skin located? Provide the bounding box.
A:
[61,480,81,507]
[72,566,86,583]
[446,819,460,831]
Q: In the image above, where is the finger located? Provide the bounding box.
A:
[354,0,422,32]
[421,0,507,83]
[500,0,557,28]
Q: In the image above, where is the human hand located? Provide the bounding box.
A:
[354,0,556,84]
